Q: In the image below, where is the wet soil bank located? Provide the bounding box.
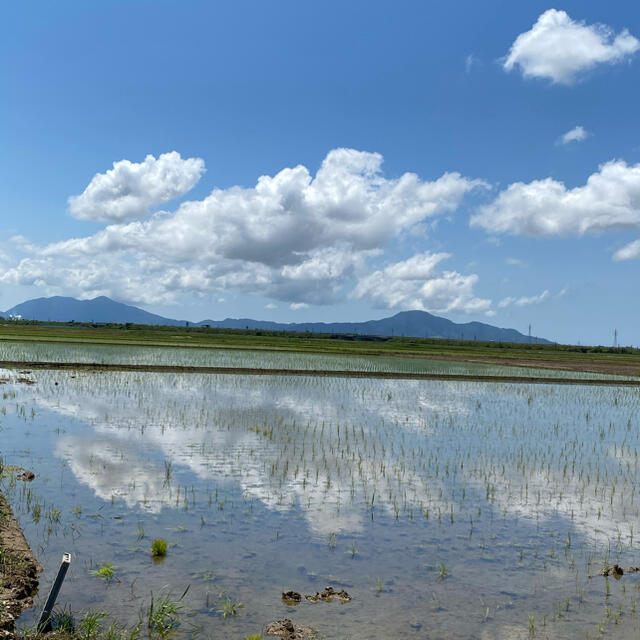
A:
[0,492,41,639]
[0,360,638,386]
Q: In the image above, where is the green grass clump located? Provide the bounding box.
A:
[91,563,115,581]
[147,587,189,638]
[219,598,243,618]
[151,538,168,558]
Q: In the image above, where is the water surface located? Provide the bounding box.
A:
[1,360,640,639]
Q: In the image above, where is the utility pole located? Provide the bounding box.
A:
[614,328,618,348]
[528,323,531,341]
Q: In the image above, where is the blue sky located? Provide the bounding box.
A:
[1,0,639,345]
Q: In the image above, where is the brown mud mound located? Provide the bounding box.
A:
[304,586,352,604]
[598,564,640,579]
[14,470,35,482]
[281,591,302,605]
[0,492,42,639]
[265,619,318,639]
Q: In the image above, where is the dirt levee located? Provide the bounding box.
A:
[0,491,41,639]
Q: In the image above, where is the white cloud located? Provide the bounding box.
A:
[353,252,491,315]
[503,9,639,84]
[471,160,640,238]
[558,125,589,145]
[290,302,309,310]
[265,303,278,309]
[68,151,205,222]
[2,149,485,308]
[498,289,549,308]
[613,238,640,261]
[505,257,526,267]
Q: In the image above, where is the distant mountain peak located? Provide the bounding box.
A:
[1,295,550,343]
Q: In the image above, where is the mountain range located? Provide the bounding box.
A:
[0,296,551,343]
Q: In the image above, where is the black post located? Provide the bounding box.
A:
[38,553,72,632]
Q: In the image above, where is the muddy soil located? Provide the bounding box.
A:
[598,564,640,578]
[0,492,41,639]
[266,619,318,639]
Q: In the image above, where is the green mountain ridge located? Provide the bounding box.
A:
[1,296,551,343]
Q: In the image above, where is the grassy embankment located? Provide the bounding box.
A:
[1,320,640,377]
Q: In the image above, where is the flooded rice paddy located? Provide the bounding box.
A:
[1,344,640,639]
[0,339,634,380]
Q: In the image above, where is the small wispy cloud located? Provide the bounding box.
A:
[558,125,589,145]
[498,289,550,308]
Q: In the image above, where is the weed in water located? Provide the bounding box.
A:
[151,538,168,558]
[147,587,189,638]
[327,531,337,550]
[219,597,243,618]
[79,611,108,639]
[163,460,173,485]
[48,607,76,634]
[91,563,116,582]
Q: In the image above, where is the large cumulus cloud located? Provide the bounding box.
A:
[2,149,489,311]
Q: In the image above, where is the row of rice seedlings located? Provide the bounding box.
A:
[4,338,628,378]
